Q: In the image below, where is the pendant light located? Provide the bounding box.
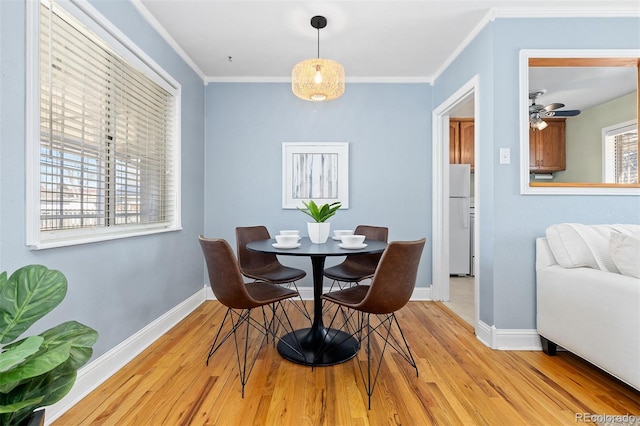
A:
[292,16,345,102]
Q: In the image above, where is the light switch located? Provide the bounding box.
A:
[499,148,511,164]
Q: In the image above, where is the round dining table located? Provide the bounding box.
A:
[246,236,387,366]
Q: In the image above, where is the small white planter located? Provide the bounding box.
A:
[307,222,331,244]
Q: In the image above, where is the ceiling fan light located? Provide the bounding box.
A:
[529,113,548,131]
[292,58,345,102]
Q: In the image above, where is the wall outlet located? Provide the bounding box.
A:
[500,148,511,164]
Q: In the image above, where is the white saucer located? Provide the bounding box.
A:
[272,243,301,249]
[332,236,342,241]
[339,243,367,249]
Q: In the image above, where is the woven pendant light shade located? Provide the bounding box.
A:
[292,58,345,102]
[292,16,345,102]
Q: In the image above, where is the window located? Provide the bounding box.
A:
[27,0,180,248]
[603,121,638,184]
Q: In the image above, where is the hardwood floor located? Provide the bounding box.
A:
[53,301,640,425]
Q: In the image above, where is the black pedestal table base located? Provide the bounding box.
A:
[277,327,359,366]
[246,237,387,367]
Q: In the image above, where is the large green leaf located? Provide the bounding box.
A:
[0,355,80,424]
[0,336,43,373]
[0,265,67,344]
[0,396,45,414]
[38,365,77,407]
[0,342,70,393]
[0,373,48,425]
[39,321,98,370]
[298,200,341,222]
[0,321,97,393]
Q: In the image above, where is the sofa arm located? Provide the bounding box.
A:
[536,238,557,270]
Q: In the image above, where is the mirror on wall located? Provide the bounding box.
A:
[519,50,640,195]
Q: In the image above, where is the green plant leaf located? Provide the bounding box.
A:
[0,373,48,425]
[0,360,76,424]
[38,365,77,407]
[0,396,45,414]
[0,342,71,393]
[0,321,97,389]
[0,265,67,344]
[0,266,98,424]
[0,336,43,373]
[298,200,341,222]
[39,321,98,370]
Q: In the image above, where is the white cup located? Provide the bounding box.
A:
[341,234,365,247]
[333,229,354,239]
[275,234,299,246]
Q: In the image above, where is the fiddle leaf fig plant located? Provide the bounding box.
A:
[0,265,98,425]
[298,200,342,223]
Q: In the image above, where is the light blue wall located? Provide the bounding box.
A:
[0,0,205,358]
[204,83,432,285]
[434,17,640,329]
[433,25,496,325]
[491,17,640,329]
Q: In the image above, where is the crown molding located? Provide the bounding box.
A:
[432,6,640,82]
[204,76,433,84]
[130,0,207,82]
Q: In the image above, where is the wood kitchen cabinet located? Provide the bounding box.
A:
[449,118,474,171]
[529,118,566,173]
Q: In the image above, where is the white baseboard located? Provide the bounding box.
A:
[476,320,542,350]
[44,288,207,425]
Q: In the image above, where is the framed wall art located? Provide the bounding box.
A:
[282,142,349,209]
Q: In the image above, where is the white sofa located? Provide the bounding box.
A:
[536,223,640,391]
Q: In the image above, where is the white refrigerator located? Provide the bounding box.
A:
[449,164,471,275]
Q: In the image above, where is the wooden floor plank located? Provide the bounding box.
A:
[53,301,640,425]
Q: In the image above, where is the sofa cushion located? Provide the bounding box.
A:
[609,232,640,279]
[545,224,640,273]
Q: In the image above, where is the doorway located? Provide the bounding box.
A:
[431,76,479,331]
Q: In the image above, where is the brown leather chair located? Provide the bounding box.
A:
[236,226,309,320]
[323,225,389,291]
[198,236,299,397]
[321,238,426,409]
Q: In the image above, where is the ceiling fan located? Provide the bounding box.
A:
[529,90,581,130]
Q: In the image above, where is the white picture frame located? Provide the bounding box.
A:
[282,142,349,209]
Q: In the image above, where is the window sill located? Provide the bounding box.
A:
[28,226,183,250]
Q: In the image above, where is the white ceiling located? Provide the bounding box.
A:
[529,66,637,112]
[133,1,638,113]
[134,0,639,83]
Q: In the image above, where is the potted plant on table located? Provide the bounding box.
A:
[0,265,98,426]
[298,200,341,243]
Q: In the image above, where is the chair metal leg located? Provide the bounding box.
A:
[348,311,419,409]
[208,300,343,396]
[206,309,233,364]
[369,313,418,377]
[284,280,311,323]
[206,306,273,397]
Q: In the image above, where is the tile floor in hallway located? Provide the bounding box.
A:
[443,275,474,325]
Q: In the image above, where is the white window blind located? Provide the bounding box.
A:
[36,0,178,245]
[603,121,638,184]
